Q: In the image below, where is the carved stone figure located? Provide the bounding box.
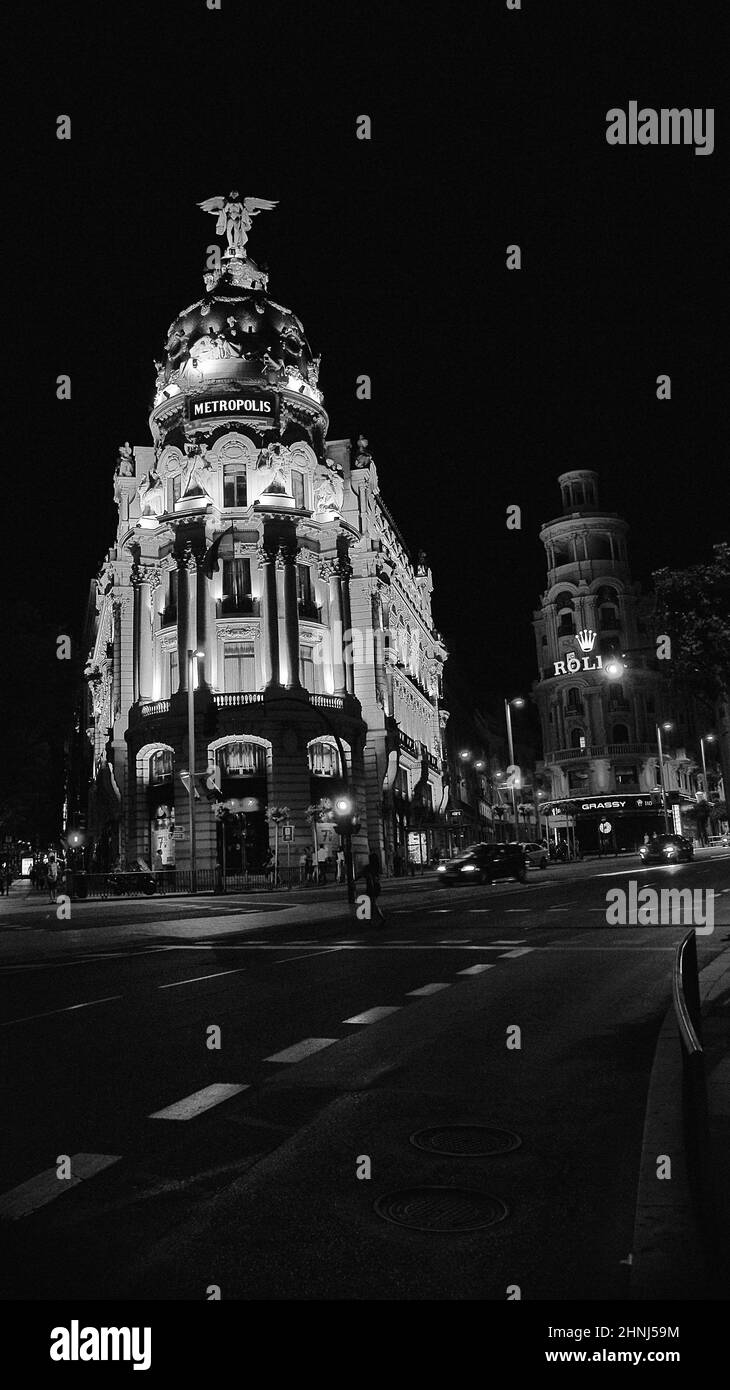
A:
[355,434,373,466]
[181,442,215,500]
[139,467,165,516]
[116,441,135,476]
[314,471,344,515]
[197,192,278,259]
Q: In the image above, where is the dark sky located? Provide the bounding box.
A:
[7,0,726,705]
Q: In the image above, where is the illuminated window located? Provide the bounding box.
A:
[224,642,255,692]
[308,739,340,777]
[162,648,178,698]
[149,748,173,783]
[162,569,178,627]
[292,469,305,509]
[299,646,315,691]
[169,474,182,510]
[220,741,266,777]
[222,558,253,614]
[223,468,247,508]
[297,564,318,620]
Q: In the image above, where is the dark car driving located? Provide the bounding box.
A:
[639,833,694,865]
[437,842,526,886]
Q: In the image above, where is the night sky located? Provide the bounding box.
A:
[7,0,726,706]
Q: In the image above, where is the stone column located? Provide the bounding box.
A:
[258,539,280,688]
[329,567,346,695]
[142,571,160,700]
[340,561,355,695]
[279,542,301,689]
[196,559,209,687]
[176,555,190,693]
[319,560,335,693]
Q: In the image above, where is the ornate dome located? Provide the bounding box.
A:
[155,258,321,402]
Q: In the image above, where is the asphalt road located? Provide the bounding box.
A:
[1,852,729,1300]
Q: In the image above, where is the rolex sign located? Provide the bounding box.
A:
[185,389,278,422]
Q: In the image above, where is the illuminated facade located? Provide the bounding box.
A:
[532,471,702,851]
[80,207,446,874]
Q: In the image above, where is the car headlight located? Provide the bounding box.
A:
[436,864,446,872]
[461,864,478,873]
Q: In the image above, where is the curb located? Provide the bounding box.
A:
[630,945,730,1300]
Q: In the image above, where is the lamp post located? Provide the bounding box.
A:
[187,648,204,893]
[656,721,673,833]
[504,697,525,841]
[700,733,715,796]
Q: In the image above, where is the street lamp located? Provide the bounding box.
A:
[700,733,716,796]
[187,648,204,893]
[656,721,673,833]
[504,697,525,841]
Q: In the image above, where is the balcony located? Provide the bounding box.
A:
[546,741,654,762]
[311,694,346,711]
[297,600,321,623]
[140,700,171,717]
[217,597,259,619]
[213,692,265,708]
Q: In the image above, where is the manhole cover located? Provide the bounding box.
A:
[374,1187,508,1232]
[409,1125,522,1157]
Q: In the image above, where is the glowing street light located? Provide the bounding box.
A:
[187,648,205,893]
[656,720,673,832]
[504,697,526,838]
[700,732,716,797]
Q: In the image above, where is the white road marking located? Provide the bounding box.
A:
[158,968,247,989]
[0,1154,120,1221]
[439,938,470,943]
[501,947,534,958]
[265,1038,339,1063]
[407,983,451,996]
[2,995,122,1027]
[468,909,491,914]
[343,1006,402,1024]
[457,964,495,975]
[430,909,451,914]
[149,1083,249,1121]
[269,948,342,965]
[494,939,527,945]
[505,909,531,913]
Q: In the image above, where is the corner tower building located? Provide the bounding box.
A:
[81,200,446,876]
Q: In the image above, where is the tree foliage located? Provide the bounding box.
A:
[653,543,730,702]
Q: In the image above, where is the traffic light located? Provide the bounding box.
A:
[333,795,360,835]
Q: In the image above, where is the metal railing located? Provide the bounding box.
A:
[140,700,171,717]
[213,692,265,708]
[547,741,653,761]
[672,929,709,1207]
[67,863,351,899]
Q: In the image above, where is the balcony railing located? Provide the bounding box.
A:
[140,700,171,717]
[546,741,654,762]
[213,692,265,707]
[311,694,346,710]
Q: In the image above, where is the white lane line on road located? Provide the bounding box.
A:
[269,948,342,966]
[457,964,495,975]
[2,995,122,1027]
[439,938,470,943]
[158,968,247,989]
[265,1038,339,1063]
[149,1083,249,1121]
[344,1006,402,1024]
[494,939,527,945]
[407,983,451,996]
[501,947,534,958]
[505,909,531,913]
[468,909,491,914]
[430,909,451,914]
[0,1154,121,1221]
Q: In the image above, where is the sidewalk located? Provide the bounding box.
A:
[631,939,730,1299]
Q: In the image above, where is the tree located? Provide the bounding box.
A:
[653,544,730,805]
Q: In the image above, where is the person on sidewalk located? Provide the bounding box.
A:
[336,848,345,883]
[154,848,166,896]
[46,856,59,903]
[316,845,329,884]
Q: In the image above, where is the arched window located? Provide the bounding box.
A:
[572,484,584,506]
[566,686,583,713]
[585,533,612,561]
[555,591,574,636]
[611,724,629,745]
[308,738,342,778]
[570,727,586,749]
[219,741,267,777]
[596,584,620,630]
[149,748,173,784]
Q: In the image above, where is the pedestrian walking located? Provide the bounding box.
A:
[304,849,313,884]
[47,856,59,903]
[336,848,345,884]
[316,845,329,884]
[154,847,166,895]
[0,862,8,895]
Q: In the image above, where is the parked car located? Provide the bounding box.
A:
[437,843,526,886]
[639,834,694,865]
[517,840,549,869]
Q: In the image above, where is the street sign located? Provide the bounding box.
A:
[281,825,294,842]
[174,827,186,841]
[599,820,612,835]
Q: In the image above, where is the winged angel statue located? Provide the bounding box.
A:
[198,192,278,258]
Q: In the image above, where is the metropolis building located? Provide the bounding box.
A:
[77,197,446,875]
[532,470,702,852]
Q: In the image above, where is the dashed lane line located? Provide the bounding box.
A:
[439,938,471,943]
[158,968,247,989]
[149,1083,249,1121]
[0,1154,121,1221]
[457,964,495,975]
[343,1006,402,1024]
[500,947,535,958]
[494,939,528,945]
[2,995,123,1027]
[407,983,451,996]
[265,1038,339,1063]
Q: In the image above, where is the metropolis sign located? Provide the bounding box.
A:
[553,629,603,677]
[185,389,278,422]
